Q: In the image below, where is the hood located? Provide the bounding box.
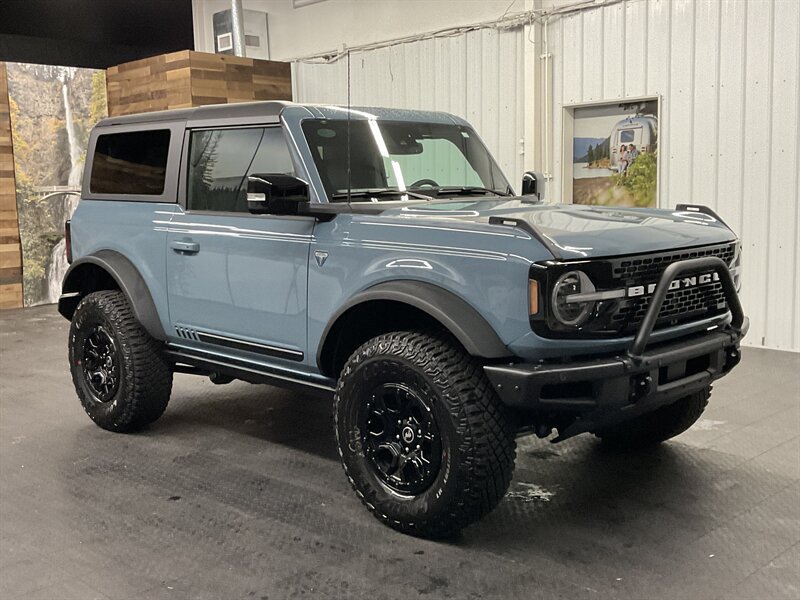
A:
[385,199,737,260]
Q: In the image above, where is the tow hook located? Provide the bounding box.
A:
[630,373,653,402]
[724,346,741,372]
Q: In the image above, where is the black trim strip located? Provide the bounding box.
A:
[195,331,304,361]
[165,345,335,396]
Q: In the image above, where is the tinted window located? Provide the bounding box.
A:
[187,128,294,213]
[90,130,170,195]
[620,129,636,143]
[301,120,509,201]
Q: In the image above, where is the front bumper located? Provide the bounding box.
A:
[484,256,748,440]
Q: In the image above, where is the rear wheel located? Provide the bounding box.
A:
[596,387,710,451]
[69,291,172,432]
[334,331,516,538]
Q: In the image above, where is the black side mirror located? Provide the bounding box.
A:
[247,174,310,215]
[521,171,544,200]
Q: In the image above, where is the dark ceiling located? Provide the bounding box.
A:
[0,0,194,69]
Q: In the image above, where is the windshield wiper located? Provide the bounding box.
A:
[431,186,510,197]
[331,189,433,201]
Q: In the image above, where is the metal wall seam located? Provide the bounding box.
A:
[290,0,797,350]
[550,0,798,350]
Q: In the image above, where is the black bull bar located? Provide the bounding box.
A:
[484,257,749,440]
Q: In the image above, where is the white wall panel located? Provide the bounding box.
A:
[765,0,799,350]
[624,0,647,97]
[582,8,605,100]
[292,27,526,191]
[739,1,773,347]
[667,0,695,202]
[603,1,626,99]
[561,14,584,104]
[691,0,720,212]
[290,0,798,351]
[716,0,747,235]
[547,0,799,351]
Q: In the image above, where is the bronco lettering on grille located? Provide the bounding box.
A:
[626,272,720,298]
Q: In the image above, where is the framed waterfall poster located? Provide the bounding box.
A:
[561,96,660,208]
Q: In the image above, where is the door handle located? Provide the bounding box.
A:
[170,239,200,254]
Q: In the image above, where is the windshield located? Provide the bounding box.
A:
[301,119,511,201]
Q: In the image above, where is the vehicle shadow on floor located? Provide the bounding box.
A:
[151,379,340,461]
[137,378,793,558]
[463,434,778,550]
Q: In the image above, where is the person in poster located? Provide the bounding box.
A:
[571,99,658,207]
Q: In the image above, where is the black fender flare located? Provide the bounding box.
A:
[317,280,511,368]
[59,250,166,340]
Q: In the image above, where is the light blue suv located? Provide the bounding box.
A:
[59,101,747,537]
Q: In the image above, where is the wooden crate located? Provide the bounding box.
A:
[106,50,292,117]
[0,62,23,309]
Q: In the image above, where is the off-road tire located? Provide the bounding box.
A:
[596,387,711,451]
[69,290,172,432]
[334,331,516,538]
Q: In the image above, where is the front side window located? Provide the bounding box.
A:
[90,129,170,195]
[301,119,510,201]
[187,127,294,212]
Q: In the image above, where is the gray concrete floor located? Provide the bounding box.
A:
[1,305,798,600]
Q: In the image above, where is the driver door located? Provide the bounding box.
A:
[166,126,314,365]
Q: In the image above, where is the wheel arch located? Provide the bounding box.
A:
[317,280,511,377]
[58,250,166,340]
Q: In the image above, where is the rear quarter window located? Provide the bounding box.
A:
[90,130,171,195]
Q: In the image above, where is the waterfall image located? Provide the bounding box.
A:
[62,72,84,188]
[45,69,83,303]
[6,62,107,306]
[44,194,80,304]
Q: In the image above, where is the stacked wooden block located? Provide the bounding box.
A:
[106,50,292,117]
[0,63,22,309]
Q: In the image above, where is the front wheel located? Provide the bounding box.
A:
[69,290,173,432]
[334,331,516,538]
[596,387,710,451]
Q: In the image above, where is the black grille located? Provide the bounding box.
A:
[611,244,736,281]
[608,243,737,334]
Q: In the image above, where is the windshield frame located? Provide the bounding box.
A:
[298,116,512,203]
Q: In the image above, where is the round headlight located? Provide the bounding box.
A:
[551,270,596,327]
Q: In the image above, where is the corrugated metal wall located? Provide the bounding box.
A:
[548,0,799,350]
[292,27,527,191]
[291,0,799,351]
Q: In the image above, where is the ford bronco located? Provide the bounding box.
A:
[59,101,747,538]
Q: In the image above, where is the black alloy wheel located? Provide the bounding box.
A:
[359,383,442,496]
[81,325,120,402]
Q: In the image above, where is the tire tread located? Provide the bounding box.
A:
[70,290,172,432]
[334,331,516,538]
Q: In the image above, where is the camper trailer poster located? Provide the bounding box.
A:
[571,99,658,208]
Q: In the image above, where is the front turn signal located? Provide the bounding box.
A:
[529,279,539,315]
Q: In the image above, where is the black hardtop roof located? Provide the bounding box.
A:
[97,100,294,127]
[95,101,467,128]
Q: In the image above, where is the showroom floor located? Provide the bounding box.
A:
[1,305,798,600]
